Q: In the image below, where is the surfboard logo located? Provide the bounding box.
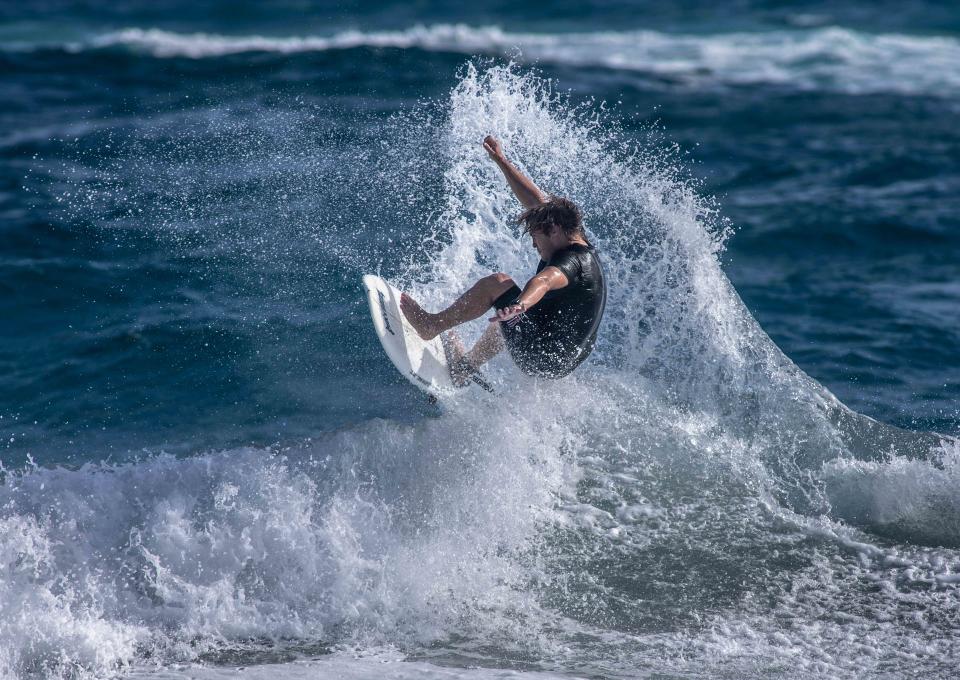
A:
[377,290,396,336]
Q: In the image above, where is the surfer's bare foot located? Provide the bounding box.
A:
[400,293,440,340]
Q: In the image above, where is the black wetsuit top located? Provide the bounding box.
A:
[493,243,606,378]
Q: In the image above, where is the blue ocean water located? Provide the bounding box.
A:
[1,2,959,679]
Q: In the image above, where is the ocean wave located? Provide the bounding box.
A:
[0,409,573,678]
[9,24,960,95]
[4,61,958,679]
[823,439,960,548]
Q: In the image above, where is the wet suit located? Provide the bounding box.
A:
[493,243,606,378]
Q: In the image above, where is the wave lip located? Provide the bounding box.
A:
[81,24,516,58]
[19,24,956,96]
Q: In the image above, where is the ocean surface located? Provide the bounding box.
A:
[2,1,959,678]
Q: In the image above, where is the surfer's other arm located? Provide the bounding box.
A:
[483,135,545,209]
[491,267,568,323]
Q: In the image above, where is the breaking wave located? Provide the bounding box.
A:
[7,24,960,96]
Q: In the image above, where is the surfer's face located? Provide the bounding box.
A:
[531,225,557,259]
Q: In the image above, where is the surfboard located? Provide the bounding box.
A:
[362,274,495,401]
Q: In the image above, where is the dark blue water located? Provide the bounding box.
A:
[2,2,959,679]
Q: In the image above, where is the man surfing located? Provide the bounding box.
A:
[400,135,606,382]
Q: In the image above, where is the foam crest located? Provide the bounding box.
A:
[17,24,955,95]
[823,438,960,547]
[0,407,575,678]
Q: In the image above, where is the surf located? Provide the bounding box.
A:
[2,62,959,679]
[6,24,960,96]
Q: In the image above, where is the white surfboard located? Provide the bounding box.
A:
[362,274,495,401]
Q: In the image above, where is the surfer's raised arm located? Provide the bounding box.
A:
[483,135,546,209]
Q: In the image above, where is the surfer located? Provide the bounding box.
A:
[400,135,606,382]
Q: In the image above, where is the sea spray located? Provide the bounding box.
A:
[415,64,943,505]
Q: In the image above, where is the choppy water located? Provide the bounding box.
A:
[2,2,959,679]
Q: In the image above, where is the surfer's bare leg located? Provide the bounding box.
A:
[443,331,471,387]
[401,273,516,341]
[446,323,504,387]
[465,322,505,367]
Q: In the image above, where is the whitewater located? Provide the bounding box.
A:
[2,63,959,680]
[7,24,960,96]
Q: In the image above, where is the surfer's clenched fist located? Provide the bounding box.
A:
[483,135,504,161]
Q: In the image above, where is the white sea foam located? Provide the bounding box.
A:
[822,438,960,547]
[0,409,575,678]
[8,23,960,96]
[2,63,958,679]
[129,649,585,679]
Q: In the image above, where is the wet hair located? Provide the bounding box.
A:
[516,196,584,239]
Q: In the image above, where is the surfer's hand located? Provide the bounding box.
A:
[483,135,504,161]
[490,304,524,323]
